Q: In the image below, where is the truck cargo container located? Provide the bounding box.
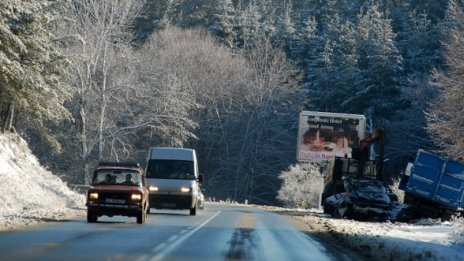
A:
[399,149,464,218]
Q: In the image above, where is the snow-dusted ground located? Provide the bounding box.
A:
[1,133,464,260]
[270,207,464,261]
[0,133,85,230]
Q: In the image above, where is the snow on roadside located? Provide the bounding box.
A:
[451,217,464,246]
[258,205,464,260]
[0,133,85,230]
[290,213,463,260]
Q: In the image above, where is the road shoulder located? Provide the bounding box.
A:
[275,209,462,261]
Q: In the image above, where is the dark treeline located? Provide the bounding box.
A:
[134,0,457,192]
[2,0,463,205]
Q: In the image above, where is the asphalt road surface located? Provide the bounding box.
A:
[0,203,354,261]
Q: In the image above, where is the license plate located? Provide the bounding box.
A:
[161,203,176,207]
[106,198,125,204]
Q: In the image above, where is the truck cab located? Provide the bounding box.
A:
[321,156,379,203]
[145,147,204,215]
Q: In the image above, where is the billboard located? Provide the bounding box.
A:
[297,111,366,162]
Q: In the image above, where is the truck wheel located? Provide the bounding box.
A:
[189,204,197,216]
[137,210,146,224]
[87,210,97,223]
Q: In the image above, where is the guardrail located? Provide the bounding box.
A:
[69,184,91,194]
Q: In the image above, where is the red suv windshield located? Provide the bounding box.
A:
[92,169,141,185]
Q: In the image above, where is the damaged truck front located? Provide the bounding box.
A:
[297,111,411,221]
[321,157,408,221]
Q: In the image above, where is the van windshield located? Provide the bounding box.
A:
[146,160,195,180]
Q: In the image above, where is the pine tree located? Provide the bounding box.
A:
[385,8,442,175]
[211,0,237,48]
[290,16,319,66]
[274,1,295,54]
[0,0,70,140]
[426,0,464,159]
[348,3,405,126]
[306,14,359,113]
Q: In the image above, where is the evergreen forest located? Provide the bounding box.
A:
[1,0,463,205]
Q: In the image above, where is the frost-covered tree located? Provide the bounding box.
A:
[306,14,359,113]
[385,11,441,175]
[227,38,302,204]
[150,29,303,204]
[135,27,202,147]
[274,1,295,55]
[0,0,70,144]
[277,163,323,208]
[59,0,145,183]
[348,3,405,125]
[396,10,441,74]
[289,16,318,64]
[233,0,278,49]
[211,0,237,48]
[427,0,464,159]
[307,3,406,127]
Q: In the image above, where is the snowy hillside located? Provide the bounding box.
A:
[0,133,85,230]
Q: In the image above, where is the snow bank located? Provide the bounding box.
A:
[452,217,464,246]
[0,133,85,230]
[290,213,464,261]
[260,204,464,260]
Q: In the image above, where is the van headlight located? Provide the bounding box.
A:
[131,194,142,201]
[149,186,159,192]
[89,192,99,200]
[180,187,191,193]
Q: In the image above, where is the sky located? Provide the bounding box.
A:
[0,132,463,260]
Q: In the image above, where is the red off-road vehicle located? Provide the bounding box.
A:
[86,161,149,224]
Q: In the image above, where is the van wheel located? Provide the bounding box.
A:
[189,204,197,216]
[137,210,146,224]
[87,210,98,223]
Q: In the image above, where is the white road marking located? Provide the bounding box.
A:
[149,211,221,261]
[151,243,167,253]
[167,235,178,242]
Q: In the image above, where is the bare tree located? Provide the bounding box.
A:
[229,38,303,204]
[137,28,247,201]
[60,0,144,183]
[134,27,304,204]
[156,31,304,204]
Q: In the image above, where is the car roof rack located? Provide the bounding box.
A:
[98,161,141,168]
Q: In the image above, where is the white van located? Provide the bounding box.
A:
[145,147,204,215]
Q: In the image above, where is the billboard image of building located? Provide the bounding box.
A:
[297,111,366,162]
